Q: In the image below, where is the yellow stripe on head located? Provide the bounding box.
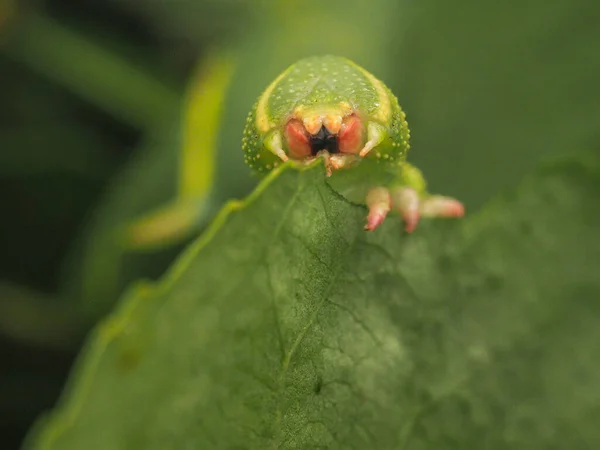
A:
[255,65,294,134]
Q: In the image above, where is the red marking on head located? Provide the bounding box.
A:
[338,115,365,154]
[284,119,311,159]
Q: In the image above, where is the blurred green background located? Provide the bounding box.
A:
[1,0,599,448]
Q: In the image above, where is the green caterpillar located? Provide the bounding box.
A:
[242,55,464,232]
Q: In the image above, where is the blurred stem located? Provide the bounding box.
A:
[1,11,181,130]
[0,280,86,350]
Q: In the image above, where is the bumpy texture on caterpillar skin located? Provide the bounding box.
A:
[242,55,410,175]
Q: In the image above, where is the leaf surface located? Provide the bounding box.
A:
[26,155,600,449]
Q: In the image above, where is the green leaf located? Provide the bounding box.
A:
[25,154,600,449]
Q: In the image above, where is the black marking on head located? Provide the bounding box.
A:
[310,126,338,156]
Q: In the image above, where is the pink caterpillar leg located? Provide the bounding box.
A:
[390,187,421,233]
[420,195,465,219]
[364,187,391,231]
